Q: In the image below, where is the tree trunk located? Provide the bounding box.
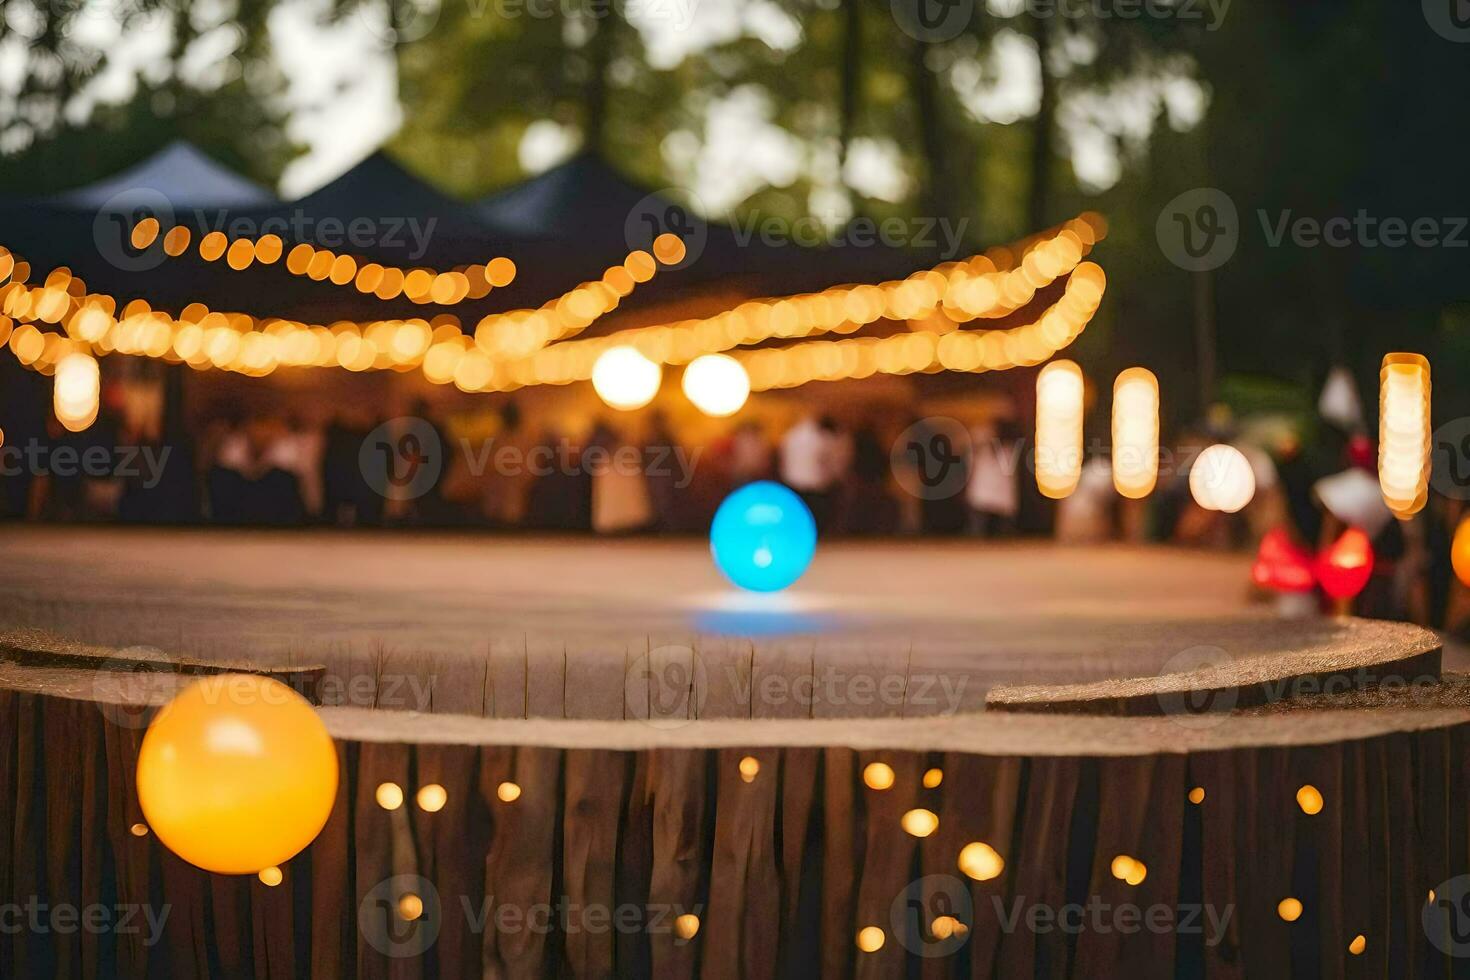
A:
[909,35,951,219]
[838,0,863,185]
[1193,269,1216,412]
[1026,13,1057,231]
[583,5,619,156]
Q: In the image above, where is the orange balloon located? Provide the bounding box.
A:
[136,674,338,874]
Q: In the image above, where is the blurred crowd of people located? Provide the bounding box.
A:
[3,370,1466,635]
[1,397,1038,538]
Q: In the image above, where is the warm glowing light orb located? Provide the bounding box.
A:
[856,926,885,952]
[1296,784,1324,815]
[738,755,761,782]
[710,481,817,592]
[900,808,939,838]
[1189,444,1256,514]
[376,782,404,811]
[1111,367,1159,498]
[1378,353,1430,519]
[54,351,100,432]
[591,345,661,411]
[1110,854,1147,885]
[416,784,448,812]
[1035,359,1084,498]
[958,841,1005,881]
[931,915,966,940]
[682,354,750,417]
[1277,897,1303,922]
[1452,516,1470,587]
[135,674,338,874]
[862,762,895,791]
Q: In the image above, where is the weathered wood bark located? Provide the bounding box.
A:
[1,677,1468,978]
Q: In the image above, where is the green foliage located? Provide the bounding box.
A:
[5,0,1468,411]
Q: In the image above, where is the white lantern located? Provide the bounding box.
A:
[1035,359,1084,498]
[1377,353,1430,519]
[54,352,100,432]
[1111,367,1159,499]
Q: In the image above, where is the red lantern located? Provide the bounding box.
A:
[1316,528,1374,601]
[1252,527,1316,592]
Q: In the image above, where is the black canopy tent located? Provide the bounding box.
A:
[1,144,953,335]
[42,140,277,211]
[474,150,940,298]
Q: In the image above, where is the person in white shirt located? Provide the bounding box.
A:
[780,414,838,530]
[966,420,1020,537]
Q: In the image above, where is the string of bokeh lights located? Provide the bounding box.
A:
[0,224,1437,535]
[0,214,1102,395]
[129,217,520,305]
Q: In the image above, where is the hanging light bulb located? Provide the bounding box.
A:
[1378,353,1430,520]
[1111,367,1158,498]
[682,354,750,417]
[591,345,661,411]
[1190,444,1255,514]
[1035,359,1084,498]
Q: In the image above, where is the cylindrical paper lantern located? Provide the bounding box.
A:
[1378,353,1430,519]
[54,351,100,432]
[1035,359,1084,499]
[1111,367,1159,499]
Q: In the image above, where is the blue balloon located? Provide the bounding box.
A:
[710,481,817,592]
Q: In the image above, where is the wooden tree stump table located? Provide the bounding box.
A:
[0,528,1465,978]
